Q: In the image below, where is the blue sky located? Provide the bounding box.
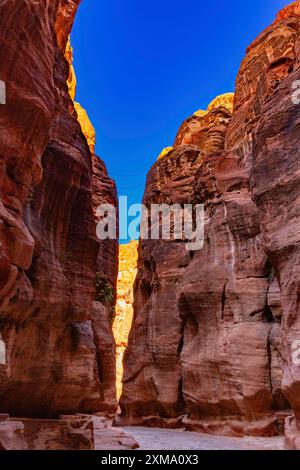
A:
[71,0,288,239]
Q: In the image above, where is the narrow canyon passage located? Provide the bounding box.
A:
[1,0,300,452]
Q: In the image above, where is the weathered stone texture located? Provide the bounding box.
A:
[119,4,300,438]
[0,0,118,418]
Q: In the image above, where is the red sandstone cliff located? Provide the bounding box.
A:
[236,1,300,449]
[2,0,300,452]
[119,3,300,444]
[119,96,289,436]
[0,0,117,419]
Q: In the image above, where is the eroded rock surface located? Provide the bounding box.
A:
[0,0,117,419]
[0,413,95,450]
[93,416,139,450]
[0,415,25,450]
[244,0,300,448]
[119,115,289,436]
[119,5,300,438]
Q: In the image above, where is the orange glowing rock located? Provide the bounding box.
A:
[74,102,96,153]
[65,37,77,102]
[64,37,96,153]
[113,241,139,398]
[157,146,173,160]
[159,94,235,160]
[193,109,208,118]
[194,92,234,117]
[207,93,234,113]
[276,1,300,22]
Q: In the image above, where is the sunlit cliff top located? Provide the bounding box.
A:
[65,37,96,153]
[157,93,234,160]
[194,92,234,117]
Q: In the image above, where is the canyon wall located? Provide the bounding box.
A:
[120,2,300,441]
[0,0,118,418]
[238,0,300,449]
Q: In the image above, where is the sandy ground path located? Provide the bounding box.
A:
[119,426,284,451]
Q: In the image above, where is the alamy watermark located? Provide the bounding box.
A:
[0,80,6,104]
[96,196,204,251]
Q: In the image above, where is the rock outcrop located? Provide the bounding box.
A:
[0,413,95,450]
[0,415,25,450]
[0,413,139,450]
[0,0,118,422]
[119,4,300,437]
[93,415,139,450]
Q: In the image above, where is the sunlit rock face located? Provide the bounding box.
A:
[157,147,174,161]
[157,94,234,160]
[174,93,234,153]
[119,3,300,436]
[65,37,77,102]
[0,0,117,418]
[194,93,234,117]
[113,241,138,398]
[65,39,96,154]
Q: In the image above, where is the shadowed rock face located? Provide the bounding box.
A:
[119,3,300,438]
[91,154,118,413]
[244,2,300,449]
[0,0,117,417]
[225,0,300,445]
[119,119,289,437]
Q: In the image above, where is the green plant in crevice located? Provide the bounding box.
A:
[95,273,115,304]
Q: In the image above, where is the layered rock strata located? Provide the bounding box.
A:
[0,0,118,421]
[231,0,300,448]
[67,38,119,414]
[119,1,300,437]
